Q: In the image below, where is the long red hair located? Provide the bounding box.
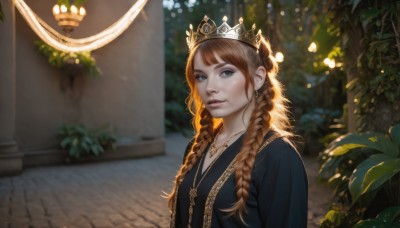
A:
[168,35,292,221]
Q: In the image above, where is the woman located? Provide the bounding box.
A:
[168,15,308,228]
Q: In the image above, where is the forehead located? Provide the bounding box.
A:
[193,50,223,68]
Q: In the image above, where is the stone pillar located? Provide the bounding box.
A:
[0,0,23,176]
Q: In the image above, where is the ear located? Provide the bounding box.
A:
[254,66,266,90]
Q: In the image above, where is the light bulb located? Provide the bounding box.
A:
[275,52,284,63]
[52,5,60,15]
[79,7,86,16]
[60,5,68,13]
[70,5,78,14]
[308,42,317,52]
[328,60,335,68]
[323,58,331,65]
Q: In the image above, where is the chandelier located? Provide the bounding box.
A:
[52,3,86,33]
[14,0,148,52]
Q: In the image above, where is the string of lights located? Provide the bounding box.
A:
[13,0,148,52]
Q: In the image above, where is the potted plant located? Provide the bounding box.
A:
[57,124,116,162]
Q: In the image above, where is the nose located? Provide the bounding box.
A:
[205,75,218,94]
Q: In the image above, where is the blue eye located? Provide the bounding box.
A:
[221,70,234,77]
[194,74,207,82]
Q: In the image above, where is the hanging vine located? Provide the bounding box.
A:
[313,0,400,132]
[35,40,101,77]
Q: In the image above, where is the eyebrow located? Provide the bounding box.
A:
[193,62,229,72]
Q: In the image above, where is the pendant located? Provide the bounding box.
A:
[209,146,218,158]
[188,187,197,228]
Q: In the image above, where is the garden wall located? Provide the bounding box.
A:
[0,0,165,175]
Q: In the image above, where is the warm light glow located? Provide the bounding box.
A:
[60,4,68,13]
[328,60,335,68]
[308,42,317,52]
[275,52,284,62]
[13,0,148,52]
[306,83,312,89]
[79,7,86,16]
[52,5,60,15]
[323,57,336,68]
[70,5,78,14]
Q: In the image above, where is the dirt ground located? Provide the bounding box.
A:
[303,156,334,228]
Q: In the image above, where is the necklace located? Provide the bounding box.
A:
[208,128,245,158]
[187,150,224,228]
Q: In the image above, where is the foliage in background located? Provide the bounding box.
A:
[57,124,117,160]
[0,2,4,22]
[165,41,192,134]
[312,0,400,226]
[319,124,400,227]
[56,0,87,8]
[354,206,400,227]
[35,40,101,77]
[164,0,346,144]
[241,0,347,153]
[312,0,400,133]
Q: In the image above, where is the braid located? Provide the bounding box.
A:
[224,78,275,220]
[223,37,281,221]
[167,108,214,209]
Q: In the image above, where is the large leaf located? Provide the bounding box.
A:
[353,219,391,227]
[319,156,343,179]
[328,144,366,156]
[362,158,400,195]
[327,133,399,157]
[376,206,400,223]
[354,206,400,227]
[60,137,73,148]
[389,124,400,147]
[349,154,392,204]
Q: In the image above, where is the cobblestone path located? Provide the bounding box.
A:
[0,133,332,227]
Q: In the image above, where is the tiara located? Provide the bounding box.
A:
[186,15,262,50]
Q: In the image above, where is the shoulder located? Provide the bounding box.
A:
[252,133,308,187]
[254,134,304,170]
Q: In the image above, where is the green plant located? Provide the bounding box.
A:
[297,108,342,155]
[35,40,101,77]
[57,124,116,160]
[319,124,400,226]
[320,203,362,228]
[56,0,87,8]
[311,0,400,132]
[164,40,191,134]
[0,2,4,22]
[353,206,400,227]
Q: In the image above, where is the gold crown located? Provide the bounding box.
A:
[186,15,262,50]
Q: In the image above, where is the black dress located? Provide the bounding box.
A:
[171,131,308,228]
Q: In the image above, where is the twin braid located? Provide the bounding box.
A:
[188,108,215,165]
[168,108,214,209]
[226,47,276,221]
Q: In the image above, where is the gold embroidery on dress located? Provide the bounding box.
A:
[170,134,280,228]
[202,134,280,228]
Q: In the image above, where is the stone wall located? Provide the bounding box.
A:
[0,0,165,175]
